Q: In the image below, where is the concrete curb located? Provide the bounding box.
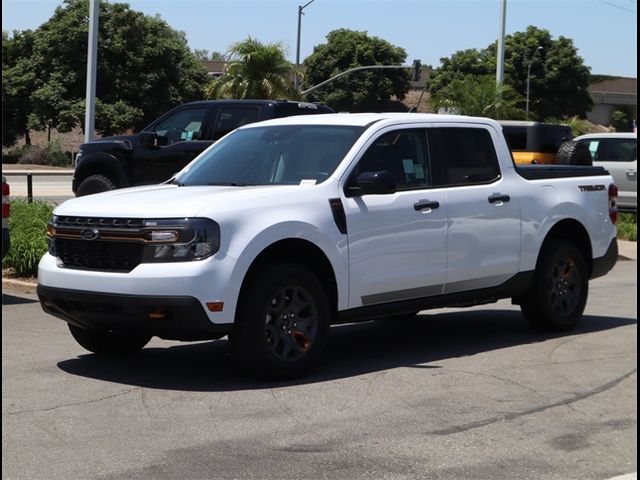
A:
[2,278,37,295]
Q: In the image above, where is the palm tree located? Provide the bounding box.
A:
[430,75,525,120]
[204,37,301,100]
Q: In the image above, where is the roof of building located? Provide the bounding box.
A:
[589,77,637,94]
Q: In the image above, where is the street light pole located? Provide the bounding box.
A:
[496,0,507,88]
[526,46,543,118]
[84,0,99,143]
[295,0,316,90]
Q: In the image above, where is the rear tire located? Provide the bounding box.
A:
[232,263,331,379]
[520,240,588,331]
[556,140,592,166]
[68,324,151,354]
[76,174,116,196]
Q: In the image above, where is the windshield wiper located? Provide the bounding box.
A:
[166,177,184,186]
[204,182,256,187]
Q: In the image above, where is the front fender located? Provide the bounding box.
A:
[224,221,349,320]
[73,152,129,192]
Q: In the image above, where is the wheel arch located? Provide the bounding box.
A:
[237,238,339,319]
[73,152,129,193]
[537,218,593,275]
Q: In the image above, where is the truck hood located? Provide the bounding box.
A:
[54,183,322,218]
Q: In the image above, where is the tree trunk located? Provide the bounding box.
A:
[24,130,32,146]
[47,125,51,142]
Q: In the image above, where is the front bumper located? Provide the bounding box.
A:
[38,285,232,340]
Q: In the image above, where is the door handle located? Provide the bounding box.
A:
[488,194,511,204]
[414,200,440,211]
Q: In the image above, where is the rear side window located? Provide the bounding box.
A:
[213,107,261,140]
[537,126,572,153]
[502,127,527,150]
[427,127,501,186]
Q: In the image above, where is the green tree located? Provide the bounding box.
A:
[303,29,411,112]
[10,0,209,139]
[2,30,36,146]
[426,26,593,121]
[430,74,525,119]
[611,109,632,132]
[204,37,299,100]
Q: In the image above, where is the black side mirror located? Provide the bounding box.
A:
[139,131,168,149]
[345,171,397,197]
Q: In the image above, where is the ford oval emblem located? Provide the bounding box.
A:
[81,228,100,241]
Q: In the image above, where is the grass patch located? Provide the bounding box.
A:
[2,199,54,276]
[617,212,637,242]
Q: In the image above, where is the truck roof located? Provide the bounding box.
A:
[244,112,502,129]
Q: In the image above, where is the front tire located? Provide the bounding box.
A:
[520,240,589,331]
[76,174,116,196]
[232,263,331,379]
[68,324,151,354]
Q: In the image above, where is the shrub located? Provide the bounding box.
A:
[2,199,54,276]
[2,144,31,164]
[617,213,637,242]
[17,140,71,167]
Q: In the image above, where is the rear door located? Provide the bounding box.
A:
[427,124,522,293]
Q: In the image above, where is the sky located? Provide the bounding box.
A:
[2,0,638,77]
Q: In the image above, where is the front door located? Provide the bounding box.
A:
[133,106,214,184]
[341,127,448,309]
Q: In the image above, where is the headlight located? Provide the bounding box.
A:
[141,218,220,263]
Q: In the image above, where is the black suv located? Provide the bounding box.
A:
[73,99,335,196]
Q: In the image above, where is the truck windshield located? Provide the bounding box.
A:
[175,124,364,186]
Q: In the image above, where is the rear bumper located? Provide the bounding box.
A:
[591,237,618,279]
[37,285,232,341]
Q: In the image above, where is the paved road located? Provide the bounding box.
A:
[4,172,74,204]
[2,260,637,480]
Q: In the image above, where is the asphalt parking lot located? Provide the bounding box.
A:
[2,259,637,480]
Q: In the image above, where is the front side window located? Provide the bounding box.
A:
[153,108,208,145]
[353,129,430,190]
[427,127,501,186]
[176,125,364,186]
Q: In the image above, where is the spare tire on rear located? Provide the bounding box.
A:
[556,140,592,166]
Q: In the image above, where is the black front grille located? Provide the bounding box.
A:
[55,238,143,272]
[52,216,146,272]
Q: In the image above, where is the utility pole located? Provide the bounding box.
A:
[295,0,316,90]
[84,0,99,143]
[496,0,507,88]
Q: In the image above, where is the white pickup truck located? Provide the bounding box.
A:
[38,113,619,378]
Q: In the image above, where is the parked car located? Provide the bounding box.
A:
[39,113,618,379]
[73,99,335,196]
[500,121,573,164]
[573,132,637,212]
[2,176,9,259]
